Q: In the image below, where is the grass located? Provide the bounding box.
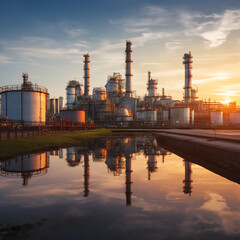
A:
[0,128,114,160]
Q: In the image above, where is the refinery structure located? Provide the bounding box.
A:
[0,40,240,128]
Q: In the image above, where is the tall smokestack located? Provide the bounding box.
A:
[83,53,90,96]
[125,41,133,98]
[148,71,151,81]
[183,52,193,103]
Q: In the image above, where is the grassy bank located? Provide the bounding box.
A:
[0,128,114,160]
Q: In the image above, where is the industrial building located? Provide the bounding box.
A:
[0,40,239,128]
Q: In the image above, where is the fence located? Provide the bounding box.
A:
[0,120,101,140]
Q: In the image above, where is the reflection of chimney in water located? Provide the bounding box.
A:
[83,154,90,197]
[183,160,193,196]
[125,154,133,206]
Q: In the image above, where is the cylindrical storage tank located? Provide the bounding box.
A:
[60,110,85,123]
[137,111,145,121]
[211,111,223,126]
[145,111,157,121]
[191,110,194,125]
[59,97,63,112]
[170,107,190,126]
[163,109,169,121]
[55,99,59,114]
[0,87,47,125]
[230,113,240,125]
[66,86,75,109]
[50,99,55,115]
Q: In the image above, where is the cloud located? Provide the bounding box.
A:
[0,55,12,65]
[194,72,232,84]
[132,31,173,47]
[71,40,89,48]
[165,41,184,50]
[63,28,87,38]
[7,47,83,59]
[109,5,170,33]
[180,9,240,48]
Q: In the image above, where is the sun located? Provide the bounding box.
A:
[220,99,232,105]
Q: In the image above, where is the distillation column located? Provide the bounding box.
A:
[125,41,133,98]
[125,153,133,206]
[83,154,90,197]
[83,53,90,97]
[183,160,193,196]
[183,52,193,103]
[147,71,158,97]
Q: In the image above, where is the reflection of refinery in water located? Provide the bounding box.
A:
[0,153,50,186]
[61,136,176,206]
[1,41,240,127]
[0,137,196,202]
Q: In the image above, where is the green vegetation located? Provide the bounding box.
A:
[0,128,114,160]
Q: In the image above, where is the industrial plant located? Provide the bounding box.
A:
[0,40,240,128]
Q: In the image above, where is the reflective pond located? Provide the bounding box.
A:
[0,136,240,240]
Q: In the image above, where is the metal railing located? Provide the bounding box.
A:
[0,84,47,93]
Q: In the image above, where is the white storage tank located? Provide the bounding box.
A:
[0,73,47,125]
[230,112,240,125]
[59,96,64,112]
[50,98,55,116]
[137,111,145,121]
[170,107,190,126]
[211,111,223,126]
[191,110,194,125]
[145,110,157,121]
[55,98,59,114]
[163,109,169,121]
[137,110,157,121]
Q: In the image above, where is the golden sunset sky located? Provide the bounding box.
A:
[1,0,240,105]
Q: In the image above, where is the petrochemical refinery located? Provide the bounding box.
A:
[0,40,240,128]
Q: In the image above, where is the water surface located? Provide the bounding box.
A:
[0,136,239,240]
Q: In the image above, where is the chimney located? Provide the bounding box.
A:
[183,51,193,103]
[83,53,90,96]
[125,41,133,98]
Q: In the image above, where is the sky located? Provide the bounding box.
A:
[1,0,240,105]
